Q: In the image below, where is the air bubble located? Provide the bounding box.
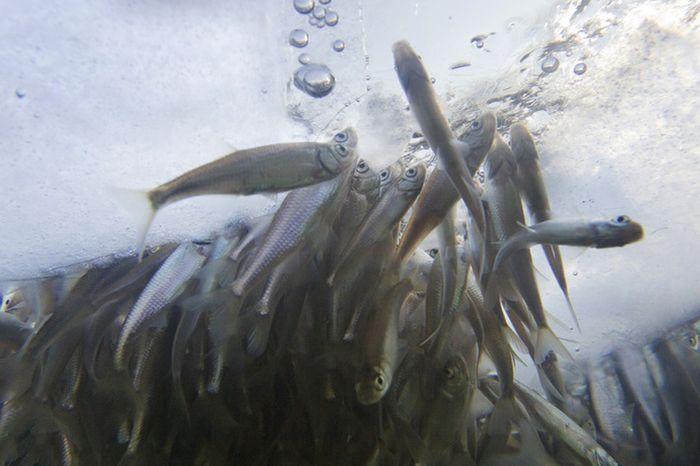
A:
[319,0,331,3]
[15,89,26,99]
[470,36,484,49]
[294,0,314,14]
[288,29,309,48]
[293,63,336,98]
[312,6,326,19]
[298,53,311,64]
[332,39,345,52]
[573,62,587,75]
[541,56,559,73]
[324,10,339,26]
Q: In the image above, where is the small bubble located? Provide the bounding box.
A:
[324,10,339,26]
[312,6,326,19]
[293,63,336,98]
[298,53,311,64]
[319,0,330,3]
[430,77,436,84]
[573,62,587,75]
[294,0,314,14]
[541,56,559,73]
[471,36,484,49]
[365,75,370,81]
[575,347,581,353]
[573,271,579,276]
[332,39,345,52]
[309,16,319,26]
[15,89,26,98]
[288,29,309,48]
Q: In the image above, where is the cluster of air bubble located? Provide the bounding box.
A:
[294,0,339,29]
[288,0,347,98]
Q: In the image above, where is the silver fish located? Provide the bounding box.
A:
[114,242,206,371]
[396,112,496,263]
[118,128,358,260]
[231,155,356,297]
[492,216,644,274]
[393,40,487,236]
[328,163,426,285]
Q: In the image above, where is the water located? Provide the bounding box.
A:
[0,0,699,462]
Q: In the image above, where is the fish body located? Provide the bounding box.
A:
[396,111,495,263]
[393,40,487,236]
[492,216,644,273]
[114,242,206,371]
[355,280,413,405]
[231,141,357,297]
[482,137,567,364]
[120,128,357,259]
[328,163,426,285]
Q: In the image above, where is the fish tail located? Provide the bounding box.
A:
[534,326,573,364]
[244,313,273,358]
[487,396,524,439]
[542,244,580,332]
[108,186,157,262]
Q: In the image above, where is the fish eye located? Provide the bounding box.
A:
[334,132,348,143]
[614,215,630,224]
[380,170,390,181]
[406,167,417,177]
[471,119,482,130]
[336,144,348,156]
[375,376,384,388]
[429,248,438,258]
[689,335,698,350]
[356,160,369,173]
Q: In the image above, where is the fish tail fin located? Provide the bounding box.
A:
[108,186,157,262]
[534,326,573,364]
[487,396,524,439]
[244,313,274,358]
[542,244,580,332]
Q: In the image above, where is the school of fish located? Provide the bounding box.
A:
[6,40,696,466]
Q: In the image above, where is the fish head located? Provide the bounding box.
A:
[320,127,359,174]
[460,112,497,172]
[355,362,392,405]
[438,354,469,398]
[351,159,380,194]
[593,215,644,248]
[392,40,429,95]
[396,163,426,195]
[378,159,405,196]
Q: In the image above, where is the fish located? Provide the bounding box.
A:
[114,242,206,371]
[355,279,413,405]
[115,128,358,260]
[328,163,426,285]
[514,381,619,466]
[396,111,496,263]
[393,40,488,236]
[231,133,358,297]
[491,216,644,274]
[481,136,570,365]
[510,123,579,331]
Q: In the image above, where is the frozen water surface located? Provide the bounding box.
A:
[0,0,698,360]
